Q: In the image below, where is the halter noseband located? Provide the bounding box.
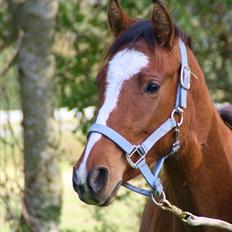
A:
[88,39,191,197]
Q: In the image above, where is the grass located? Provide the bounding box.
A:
[60,163,145,232]
[0,162,146,232]
[0,132,146,232]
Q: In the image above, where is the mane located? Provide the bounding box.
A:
[218,104,232,130]
[106,19,192,59]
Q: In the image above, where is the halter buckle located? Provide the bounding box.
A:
[126,145,147,169]
[180,65,191,90]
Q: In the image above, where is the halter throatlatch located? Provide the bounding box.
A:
[88,39,191,197]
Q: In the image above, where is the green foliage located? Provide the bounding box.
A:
[0,1,20,110]
[43,204,61,222]
[168,0,232,102]
[56,0,232,136]
[56,1,109,134]
[17,222,31,232]
[0,1,11,49]
[1,1,232,121]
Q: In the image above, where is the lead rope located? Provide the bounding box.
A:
[151,191,232,231]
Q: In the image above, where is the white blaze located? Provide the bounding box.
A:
[76,49,149,184]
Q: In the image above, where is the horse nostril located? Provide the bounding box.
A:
[76,184,86,197]
[72,170,87,198]
[88,166,109,194]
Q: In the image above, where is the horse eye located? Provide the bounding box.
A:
[144,81,160,94]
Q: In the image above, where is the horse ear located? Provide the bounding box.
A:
[108,0,134,36]
[152,2,175,49]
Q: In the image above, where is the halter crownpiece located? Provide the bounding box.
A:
[88,38,191,197]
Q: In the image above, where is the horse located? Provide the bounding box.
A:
[72,1,232,231]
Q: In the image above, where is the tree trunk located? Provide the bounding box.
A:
[13,0,62,231]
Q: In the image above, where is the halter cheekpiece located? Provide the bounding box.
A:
[88,39,191,197]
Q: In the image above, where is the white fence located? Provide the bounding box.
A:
[0,107,94,137]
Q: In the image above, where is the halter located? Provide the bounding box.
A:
[88,39,191,197]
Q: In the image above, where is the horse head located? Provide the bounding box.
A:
[73,0,192,206]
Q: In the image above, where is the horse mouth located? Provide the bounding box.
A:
[99,180,122,207]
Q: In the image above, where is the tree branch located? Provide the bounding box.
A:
[0,30,24,77]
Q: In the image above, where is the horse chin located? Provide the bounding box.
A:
[77,180,122,207]
[98,180,122,207]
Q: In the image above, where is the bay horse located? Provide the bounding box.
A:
[73,0,232,231]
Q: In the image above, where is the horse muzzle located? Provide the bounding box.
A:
[72,166,121,206]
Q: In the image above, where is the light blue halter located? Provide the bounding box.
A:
[88,39,191,197]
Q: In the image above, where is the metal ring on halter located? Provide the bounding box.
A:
[171,108,184,126]
[151,190,166,206]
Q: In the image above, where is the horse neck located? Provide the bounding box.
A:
[164,48,232,221]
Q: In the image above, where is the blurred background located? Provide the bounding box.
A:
[0,0,231,231]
